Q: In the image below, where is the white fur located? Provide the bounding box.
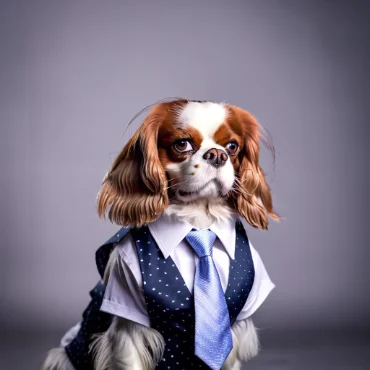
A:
[92,248,165,370]
[43,207,260,370]
[90,208,258,370]
[222,318,260,370]
[43,318,258,370]
[234,318,260,362]
[43,102,261,369]
[178,101,227,137]
[165,199,234,229]
[41,347,74,370]
[91,317,258,370]
[92,317,165,370]
[168,102,234,202]
[90,332,114,370]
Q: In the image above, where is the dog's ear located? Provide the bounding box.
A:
[228,106,280,230]
[97,105,169,227]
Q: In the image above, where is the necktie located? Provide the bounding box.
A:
[185,229,233,370]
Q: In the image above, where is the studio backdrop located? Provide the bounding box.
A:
[1,0,369,336]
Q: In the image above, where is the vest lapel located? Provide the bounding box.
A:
[130,222,255,369]
[224,221,255,325]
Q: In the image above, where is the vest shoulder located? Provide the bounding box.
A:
[95,226,132,279]
[101,226,131,246]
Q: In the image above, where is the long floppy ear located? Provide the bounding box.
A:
[96,105,169,227]
[228,106,280,230]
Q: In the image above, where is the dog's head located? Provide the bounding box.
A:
[97,99,279,229]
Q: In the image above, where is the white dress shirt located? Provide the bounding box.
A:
[100,214,275,327]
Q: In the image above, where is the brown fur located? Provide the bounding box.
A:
[97,99,280,229]
[96,104,170,227]
[225,106,280,229]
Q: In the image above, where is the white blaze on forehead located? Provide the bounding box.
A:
[178,102,227,138]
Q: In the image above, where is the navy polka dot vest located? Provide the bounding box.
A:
[64,221,254,370]
[130,221,255,369]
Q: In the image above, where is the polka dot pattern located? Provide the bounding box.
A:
[65,227,130,369]
[95,227,130,279]
[131,221,255,369]
[64,222,254,369]
[226,222,255,326]
[65,281,112,369]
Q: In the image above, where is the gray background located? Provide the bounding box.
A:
[1,0,369,369]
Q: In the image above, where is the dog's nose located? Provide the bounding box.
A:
[203,148,228,168]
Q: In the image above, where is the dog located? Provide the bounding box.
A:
[42,99,279,370]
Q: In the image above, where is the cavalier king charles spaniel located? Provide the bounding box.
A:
[42,99,279,370]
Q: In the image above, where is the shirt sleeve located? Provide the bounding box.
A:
[100,233,150,327]
[235,241,275,321]
[60,322,81,347]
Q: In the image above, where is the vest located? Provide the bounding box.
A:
[65,221,254,370]
[131,222,254,369]
[65,227,130,369]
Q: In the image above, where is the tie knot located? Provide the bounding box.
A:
[185,229,217,258]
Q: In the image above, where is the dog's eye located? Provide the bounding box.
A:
[225,141,238,155]
[173,139,193,153]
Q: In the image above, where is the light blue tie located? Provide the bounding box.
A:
[185,229,233,370]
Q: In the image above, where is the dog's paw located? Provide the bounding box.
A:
[222,358,242,370]
[41,347,74,370]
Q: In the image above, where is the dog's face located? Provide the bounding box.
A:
[159,101,237,202]
[97,100,279,229]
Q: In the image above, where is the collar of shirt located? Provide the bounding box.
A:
[147,213,238,260]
